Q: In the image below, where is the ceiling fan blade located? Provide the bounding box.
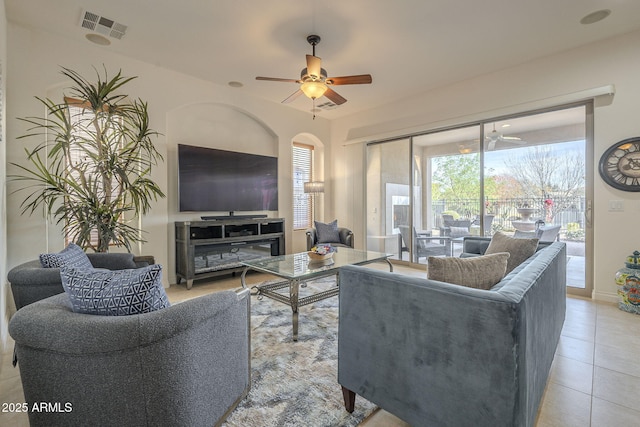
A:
[282,89,303,104]
[256,77,300,83]
[324,87,347,105]
[306,55,322,78]
[326,74,372,85]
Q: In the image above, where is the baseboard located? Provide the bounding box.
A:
[592,290,618,303]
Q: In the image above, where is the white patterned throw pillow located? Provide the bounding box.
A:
[61,264,170,316]
[39,243,93,270]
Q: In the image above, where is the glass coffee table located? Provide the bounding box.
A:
[241,248,392,341]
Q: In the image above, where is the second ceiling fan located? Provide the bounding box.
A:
[485,123,525,151]
[256,35,372,106]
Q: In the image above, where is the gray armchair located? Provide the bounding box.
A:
[8,253,154,311]
[306,227,354,251]
[9,288,250,427]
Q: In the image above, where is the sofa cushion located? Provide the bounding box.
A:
[315,219,341,243]
[427,252,510,290]
[485,232,538,274]
[39,243,93,270]
[61,264,170,316]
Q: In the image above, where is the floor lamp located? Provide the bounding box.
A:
[304,181,324,222]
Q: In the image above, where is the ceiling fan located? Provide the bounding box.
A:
[255,35,372,107]
[485,123,525,150]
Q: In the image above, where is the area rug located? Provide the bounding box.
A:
[222,277,377,427]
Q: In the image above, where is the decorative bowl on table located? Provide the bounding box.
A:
[308,245,336,261]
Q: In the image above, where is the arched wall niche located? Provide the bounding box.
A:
[165,102,282,278]
[166,102,279,217]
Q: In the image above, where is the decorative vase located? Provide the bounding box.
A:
[616,250,640,314]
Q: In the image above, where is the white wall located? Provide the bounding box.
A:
[0,0,9,350]
[331,29,640,302]
[4,24,331,285]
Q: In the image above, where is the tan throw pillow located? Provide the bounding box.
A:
[427,253,510,290]
[485,231,538,274]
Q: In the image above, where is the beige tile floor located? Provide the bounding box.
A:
[2,265,640,426]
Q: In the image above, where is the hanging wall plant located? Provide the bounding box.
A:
[12,67,165,252]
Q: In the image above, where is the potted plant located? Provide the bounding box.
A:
[12,67,165,252]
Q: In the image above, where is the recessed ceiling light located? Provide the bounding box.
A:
[580,9,611,25]
[228,81,243,88]
[85,33,110,46]
[501,124,511,128]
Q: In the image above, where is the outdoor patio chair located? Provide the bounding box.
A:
[398,225,451,263]
[472,214,495,235]
[440,219,472,239]
[513,224,561,242]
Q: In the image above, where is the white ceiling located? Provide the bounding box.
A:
[6,0,640,120]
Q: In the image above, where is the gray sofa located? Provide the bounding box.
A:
[9,288,250,427]
[338,241,566,427]
[8,253,154,311]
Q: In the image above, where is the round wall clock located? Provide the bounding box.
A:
[599,137,640,192]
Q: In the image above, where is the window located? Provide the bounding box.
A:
[64,98,122,247]
[293,143,314,230]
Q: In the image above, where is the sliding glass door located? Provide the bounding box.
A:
[482,106,589,295]
[365,138,410,261]
[413,125,481,260]
[365,104,592,295]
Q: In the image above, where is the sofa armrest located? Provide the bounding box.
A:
[86,252,138,270]
[461,236,555,257]
[7,261,64,309]
[8,260,62,286]
[133,255,155,267]
[461,236,491,255]
[305,228,317,251]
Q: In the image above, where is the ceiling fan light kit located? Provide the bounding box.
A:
[256,34,372,117]
[301,81,327,99]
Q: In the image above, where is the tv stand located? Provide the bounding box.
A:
[175,218,285,289]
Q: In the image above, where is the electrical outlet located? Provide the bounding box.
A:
[609,200,624,212]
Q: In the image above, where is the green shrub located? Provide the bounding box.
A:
[565,223,585,241]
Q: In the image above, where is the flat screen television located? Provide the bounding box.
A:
[178,144,278,212]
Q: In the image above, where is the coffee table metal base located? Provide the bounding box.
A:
[241,257,392,341]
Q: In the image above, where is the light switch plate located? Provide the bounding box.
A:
[609,200,624,212]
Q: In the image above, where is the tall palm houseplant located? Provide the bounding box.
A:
[12,67,165,252]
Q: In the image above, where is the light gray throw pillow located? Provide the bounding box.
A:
[485,231,538,274]
[315,220,341,244]
[427,252,510,290]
